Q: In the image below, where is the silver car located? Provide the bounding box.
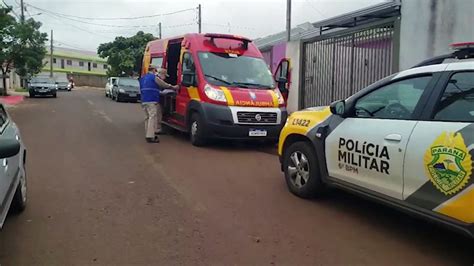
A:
[0,103,27,228]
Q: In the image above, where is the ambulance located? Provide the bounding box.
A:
[141,33,290,146]
[278,43,474,237]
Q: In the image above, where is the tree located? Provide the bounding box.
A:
[0,6,48,95]
[98,31,155,77]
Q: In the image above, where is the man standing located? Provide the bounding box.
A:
[139,66,178,143]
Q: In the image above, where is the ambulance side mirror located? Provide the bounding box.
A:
[330,100,346,116]
[182,70,197,87]
[274,59,290,93]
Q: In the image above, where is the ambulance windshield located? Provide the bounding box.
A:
[198,52,274,89]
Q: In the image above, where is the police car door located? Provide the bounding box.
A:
[404,70,474,224]
[326,75,435,199]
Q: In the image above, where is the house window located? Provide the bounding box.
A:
[53,58,57,64]
[79,61,84,67]
[93,63,97,68]
[66,60,72,66]
[103,64,108,69]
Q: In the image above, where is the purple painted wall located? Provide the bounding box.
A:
[261,50,272,70]
[271,42,287,74]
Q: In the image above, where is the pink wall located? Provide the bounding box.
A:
[260,42,287,75]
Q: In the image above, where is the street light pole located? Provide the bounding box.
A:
[198,4,201,33]
[50,30,53,78]
[20,0,24,23]
[158,22,162,39]
[286,0,291,41]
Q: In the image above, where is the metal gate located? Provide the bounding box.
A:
[301,23,395,108]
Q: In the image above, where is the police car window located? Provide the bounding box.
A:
[434,72,474,122]
[355,76,432,119]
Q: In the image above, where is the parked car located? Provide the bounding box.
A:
[28,77,58,98]
[278,42,474,237]
[105,77,118,98]
[0,103,27,228]
[111,77,140,102]
[55,75,70,91]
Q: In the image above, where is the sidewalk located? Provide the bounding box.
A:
[0,88,27,106]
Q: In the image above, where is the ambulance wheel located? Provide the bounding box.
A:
[190,112,207,147]
[283,141,324,198]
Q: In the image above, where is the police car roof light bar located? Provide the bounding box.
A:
[412,42,474,68]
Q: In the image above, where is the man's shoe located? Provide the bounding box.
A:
[146,136,160,143]
[155,131,165,135]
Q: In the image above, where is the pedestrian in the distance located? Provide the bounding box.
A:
[139,65,178,143]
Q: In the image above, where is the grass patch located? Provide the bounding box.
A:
[14,88,28,93]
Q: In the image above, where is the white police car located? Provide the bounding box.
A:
[278,43,474,237]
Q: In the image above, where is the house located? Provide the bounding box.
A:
[42,47,108,87]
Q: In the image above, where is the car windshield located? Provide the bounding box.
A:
[119,78,139,87]
[198,52,274,89]
[31,77,53,83]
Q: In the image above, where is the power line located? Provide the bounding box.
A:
[26,3,195,21]
[305,0,326,18]
[53,40,90,51]
[203,23,256,31]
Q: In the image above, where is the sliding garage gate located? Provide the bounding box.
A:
[301,22,396,108]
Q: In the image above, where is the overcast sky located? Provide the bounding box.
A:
[5,0,386,52]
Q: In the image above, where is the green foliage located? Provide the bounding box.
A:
[0,6,48,95]
[98,31,155,77]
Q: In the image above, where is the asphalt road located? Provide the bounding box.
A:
[0,88,472,265]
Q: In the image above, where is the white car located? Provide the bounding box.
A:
[0,103,27,228]
[105,77,118,98]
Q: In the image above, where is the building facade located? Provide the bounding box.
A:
[43,47,108,76]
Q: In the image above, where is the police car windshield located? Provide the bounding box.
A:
[119,78,139,87]
[198,52,274,89]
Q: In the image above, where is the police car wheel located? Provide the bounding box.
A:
[11,163,27,213]
[190,112,207,146]
[283,141,324,198]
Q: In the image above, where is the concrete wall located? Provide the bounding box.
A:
[399,0,474,70]
[285,41,301,113]
[72,74,107,87]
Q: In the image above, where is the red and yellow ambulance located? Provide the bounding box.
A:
[142,33,290,146]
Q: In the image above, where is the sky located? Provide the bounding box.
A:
[4,0,387,52]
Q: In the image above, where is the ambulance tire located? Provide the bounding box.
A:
[190,112,207,147]
[283,141,324,199]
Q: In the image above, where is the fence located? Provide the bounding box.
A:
[301,23,396,108]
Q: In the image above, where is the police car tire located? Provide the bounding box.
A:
[283,141,324,198]
[190,112,207,146]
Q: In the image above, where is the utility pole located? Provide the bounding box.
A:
[50,30,53,78]
[198,4,201,33]
[286,0,291,41]
[20,0,24,23]
[158,22,162,39]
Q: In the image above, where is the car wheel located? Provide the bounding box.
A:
[283,141,325,198]
[10,164,27,213]
[52,93,57,98]
[116,95,121,102]
[190,112,207,146]
[29,93,35,98]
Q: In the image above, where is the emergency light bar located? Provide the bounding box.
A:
[204,33,252,50]
[413,42,474,68]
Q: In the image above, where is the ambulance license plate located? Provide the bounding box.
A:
[249,129,267,137]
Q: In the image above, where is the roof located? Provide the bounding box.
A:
[147,33,262,57]
[47,47,107,63]
[255,0,401,49]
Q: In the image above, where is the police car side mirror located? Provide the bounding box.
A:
[330,100,346,116]
[0,139,21,159]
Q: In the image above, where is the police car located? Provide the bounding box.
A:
[278,43,474,237]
